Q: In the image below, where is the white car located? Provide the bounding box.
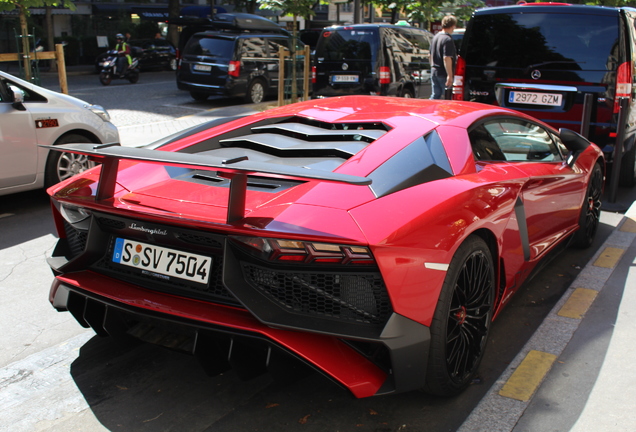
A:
[0,70,119,196]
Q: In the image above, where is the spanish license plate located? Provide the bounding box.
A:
[332,75,359,83]
[193,64,212,72]
[509,91,562,106]
[112,238,211,284]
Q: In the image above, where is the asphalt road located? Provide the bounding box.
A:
[1,69,635,432]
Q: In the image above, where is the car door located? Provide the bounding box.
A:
[0,79,37,189]
[470,117,586,259]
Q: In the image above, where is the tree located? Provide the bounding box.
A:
[0,0,76,79]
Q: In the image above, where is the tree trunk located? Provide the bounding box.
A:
[45,6,57,72]
[19,5,31,81]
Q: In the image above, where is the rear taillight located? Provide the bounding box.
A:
[228,60,240,78]
[312,65,316,83]
[452,55,466,100]
[379,66,390,84]
[231,236,376,266]
[614,61,632,113]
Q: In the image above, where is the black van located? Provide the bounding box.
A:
[312,24,433,98]
[176,13,298,104]
[455,4,636,186]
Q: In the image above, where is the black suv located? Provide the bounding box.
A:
[176,13,298,104]
[312,24,433,98]
[456,4,636,186]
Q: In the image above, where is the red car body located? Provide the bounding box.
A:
[45,96,604,398]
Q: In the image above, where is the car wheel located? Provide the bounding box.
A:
[190,92,208,101]
[424,235,495,396]
[168,58,177,71]
[128,70,140,84]
[572,163,603,249]
[99,72,112,86]
[45,134,97,188]
[618,142,636,187]
[246,79,266,104]
[402,88,414,98]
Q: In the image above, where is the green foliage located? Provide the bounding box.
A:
[0,0,76,13]
[257,0,318,19]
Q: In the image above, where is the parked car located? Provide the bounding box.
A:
[176,13,297,103]
[455,3,636,186]
[0,70,119,197]
[312,24,433,98]
[45,96,603,398]
[451,28,465,52]
[95,39,177,73]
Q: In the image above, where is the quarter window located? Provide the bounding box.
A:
[469,118,563,162]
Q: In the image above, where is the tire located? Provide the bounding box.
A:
[45,134,97,188]
[618,142,636,187]
[127,70,140,84]
[402,88,414,98]
[424,235,495,396]
[572,163,603,249]
[245,79,266,104]
[190,92,208,101]
[168,58,177,71]
[99,72,112,86]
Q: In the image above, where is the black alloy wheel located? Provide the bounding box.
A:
[425,235,495,396]
[573,163,603,248]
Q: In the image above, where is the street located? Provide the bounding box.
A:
[0,69,634,432]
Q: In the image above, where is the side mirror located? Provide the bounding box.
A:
[8,85,26,111]
[559,128,590,167]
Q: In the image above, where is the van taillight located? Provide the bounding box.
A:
[614,61,632,113]
[379,66,390,84]
[229,61,240,77]
[312,66,316,83]
[452,56,466,100]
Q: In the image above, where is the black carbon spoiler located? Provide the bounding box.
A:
[42,143,372,223]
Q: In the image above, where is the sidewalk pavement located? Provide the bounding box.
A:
[459,201,636,432]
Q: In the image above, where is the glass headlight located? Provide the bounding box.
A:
[86,104,111,122]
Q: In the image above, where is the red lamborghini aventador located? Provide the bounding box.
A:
[45,96,604,398]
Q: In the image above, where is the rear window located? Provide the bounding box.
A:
[316,29,379,62]
[184,35,235,61]
[464,13,619,71]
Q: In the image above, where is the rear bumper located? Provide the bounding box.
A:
[49,272,431,398]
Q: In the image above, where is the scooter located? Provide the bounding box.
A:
[99,51,140,85]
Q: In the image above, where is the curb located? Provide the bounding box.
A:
[457,203,636,432]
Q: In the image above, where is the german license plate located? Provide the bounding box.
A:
[193,64,212,72]
[509,91,562,106]
[332,75,359,83]
[112,238,211,284]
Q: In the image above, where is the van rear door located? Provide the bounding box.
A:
[313,27,380,97]
[461,9,620,143]
[180,34,235,89]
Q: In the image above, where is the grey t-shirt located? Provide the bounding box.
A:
[430,31,456,77]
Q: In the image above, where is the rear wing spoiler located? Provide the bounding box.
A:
[41,143,372,223]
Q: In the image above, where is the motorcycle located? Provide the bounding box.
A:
[99,50,140,85]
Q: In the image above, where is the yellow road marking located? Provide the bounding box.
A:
[593,247,625,269]
[499,350,557,401]
[619,217,636,233]
[558,288,598,319]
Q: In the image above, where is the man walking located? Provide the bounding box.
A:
[429,15,457,99]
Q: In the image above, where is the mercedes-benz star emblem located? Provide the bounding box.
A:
[342,63,349,71]
[531,70,541,80]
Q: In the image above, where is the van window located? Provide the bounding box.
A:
[317,28,379,61]
[186,35,234,61]
[268,37,290,56]
[464,13,619,71]
[241,37,267,58]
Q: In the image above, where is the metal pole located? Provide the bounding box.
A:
[580,93,593,138]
